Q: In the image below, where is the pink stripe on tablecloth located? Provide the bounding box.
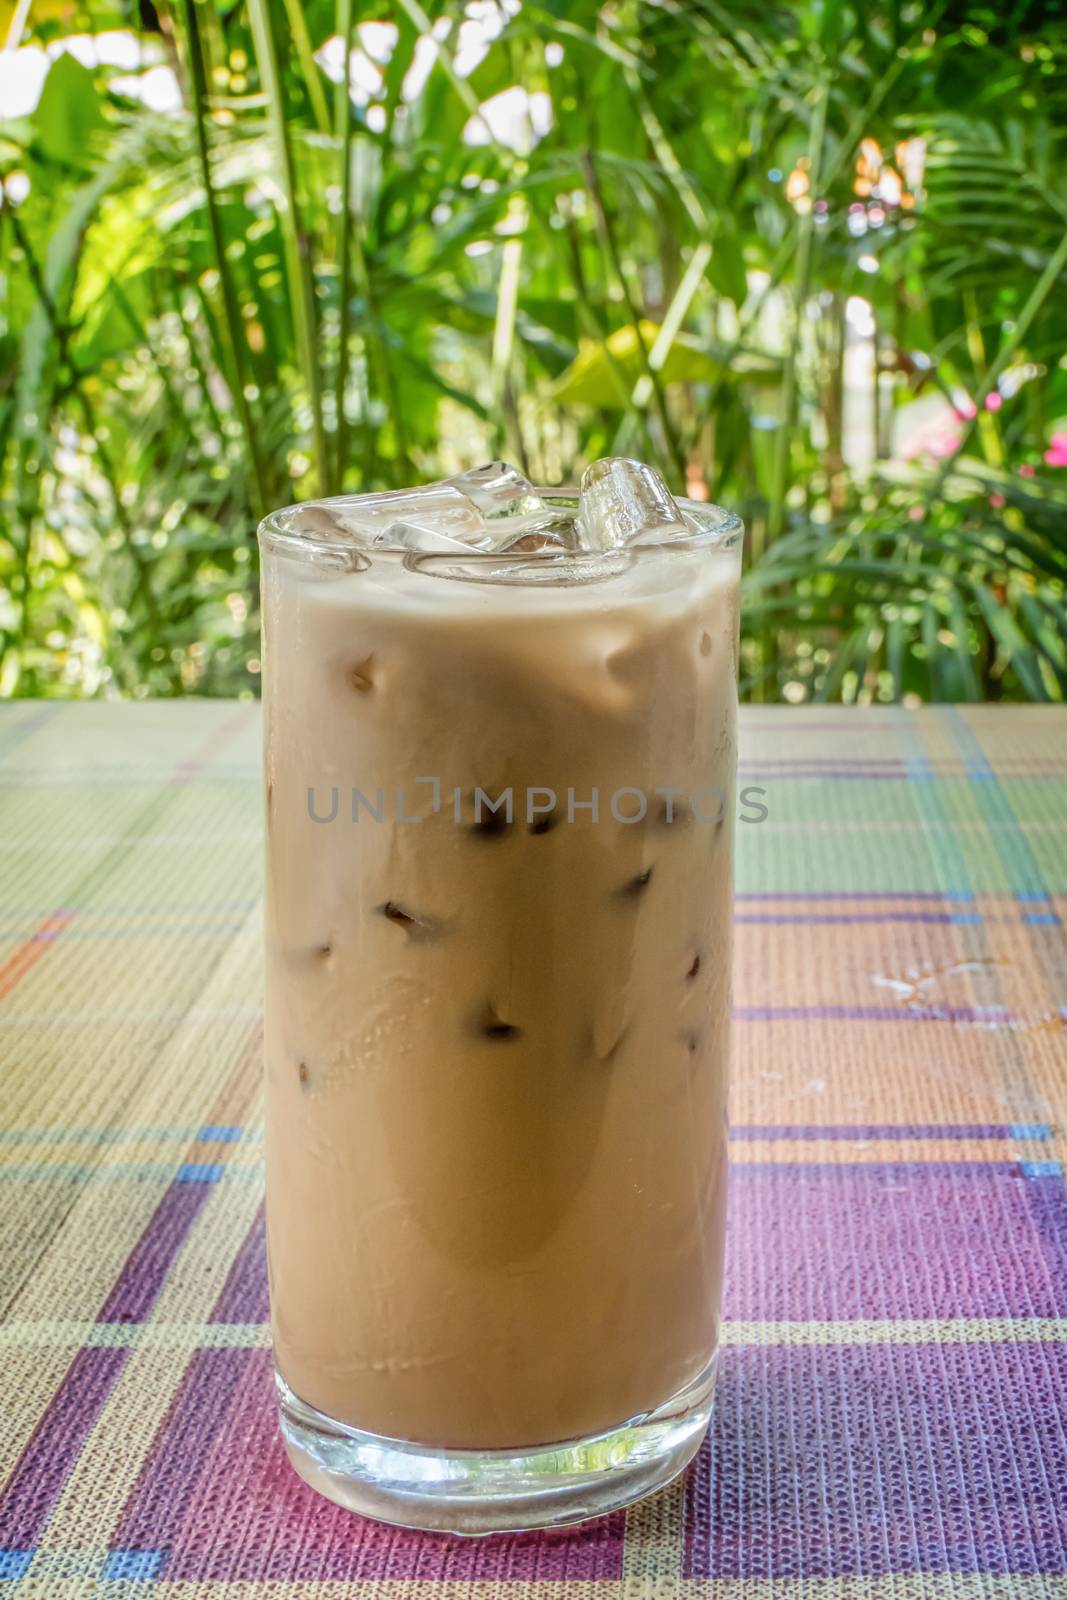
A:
[109,1350,625,1582]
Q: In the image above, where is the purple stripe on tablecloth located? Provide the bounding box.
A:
[211,1205,268,1323]
[734,1004,1011,1022]
[741,769,920,780]
[724,1163,1067,1321]
[740,757,920,766]
[1020,1172,1067,1327]
[0,1173,220,1546]
[109,1349,248,1570]
[0,1348,126,1547]
[729,1123,1044,1141]
[685,1341,1067,1576]
[737,769,1066,780]
[736,912,980,924]
[738,759,1067,773]
[155,1158,1066,1348]
[735,1160,1038,1175]
[739,768,1067,780]
[0,1170,222,1545]
[121,1350,625,1582]
[96,1179,213,1324]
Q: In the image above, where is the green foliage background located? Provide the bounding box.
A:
[2,0,1067,701]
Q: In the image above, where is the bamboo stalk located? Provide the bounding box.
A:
[631,242,713,409]
[491,197,526,462]
[247,0,328,496]
[767,78,828,542]
[6,203,161,631]
[333,0,355,492]
[543,200,635,413]
[280,0,331,134]
[826,292,846,516]
[622,60,716,425]
[758,78,828,704]
[581,150,689,483]
[0,200,36,673]
[394,0,494,138]
[624,66,706,232]
[110,278,186,423]
[178,0,267,521]
[398,9,662,467]
[963,288,1005,470]
[342,159,408,482]
[2,0,32,50]
[166,273,227,445]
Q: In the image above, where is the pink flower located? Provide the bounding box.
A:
[929,426,962,458]
[984,391,1002,412]
[1019,464,1035,478]
[907,504,924,522]
[902,418,963,461]
[1044,431,1067,468]
[989,493,1006,509]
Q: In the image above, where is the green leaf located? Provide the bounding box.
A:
[973,583,1050,701]
[554,321,779,407]
[32,55,106,170]
[707,220,749,307]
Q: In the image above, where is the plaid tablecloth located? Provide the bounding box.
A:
[1,700,1065,1598]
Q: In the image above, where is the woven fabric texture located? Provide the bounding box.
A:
[0,700,1065,1598]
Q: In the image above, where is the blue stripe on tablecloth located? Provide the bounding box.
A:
[731,1123,1052,1142]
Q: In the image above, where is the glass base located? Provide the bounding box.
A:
[276,1355,717,1535]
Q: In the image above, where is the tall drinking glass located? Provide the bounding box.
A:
[259,465,742,1533]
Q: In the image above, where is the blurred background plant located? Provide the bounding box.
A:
[1,0,1066,700]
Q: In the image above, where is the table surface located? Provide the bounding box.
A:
[1,700,1066,1598]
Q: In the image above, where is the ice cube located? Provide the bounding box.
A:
[577,457,688,549]
[299,485,492,544]
[493,510,580,554]
[288,503,351,540]
[361,486,487,544]
[448,461,545,520]
[282,503,370,572]
[386,519,493,554]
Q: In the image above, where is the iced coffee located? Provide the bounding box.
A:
[260,459,741,1532]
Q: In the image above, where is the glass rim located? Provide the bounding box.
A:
[257,488,744,563]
